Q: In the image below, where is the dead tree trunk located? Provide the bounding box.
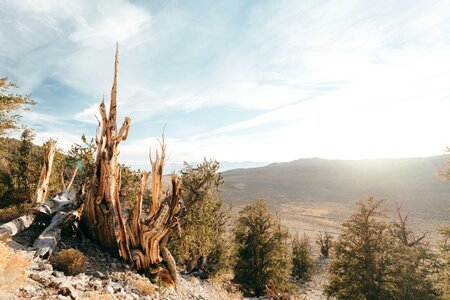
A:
[34,140,57,206]
[82,44,132,262]
[81,45,183,286]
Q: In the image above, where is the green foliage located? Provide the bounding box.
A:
[436,225,450,299]
[316,232,333,258]
[178,158,224,211]
[292,234,314,281]
[67,134,96,190]
[325,197,438,300]
[0,77,35,137]
[0,134,42,207]
[3,128,44,205]
[15,128,35,200]
[119,164,141,209]
[205,231,232,277]
[168,159,230,277]
[50,249,87,275]
[233,199,291,297]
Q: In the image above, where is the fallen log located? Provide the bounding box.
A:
[33,190,80,258]
[0,189,80,256]
[34,189,78,217]
[0,214,36,241]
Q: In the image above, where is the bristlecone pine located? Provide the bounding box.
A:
[82,45,181,286]
[0,45,185,287]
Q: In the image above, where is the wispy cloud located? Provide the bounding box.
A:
[1,0,450,168]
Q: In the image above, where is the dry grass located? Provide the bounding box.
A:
[0,241,30,299]
[50,248,87,275]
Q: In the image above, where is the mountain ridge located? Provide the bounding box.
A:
[220,155,450,221]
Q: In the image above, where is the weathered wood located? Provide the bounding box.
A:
[33,211,66,258]
[33,189,81,258]
[130,171,180,280]
[0,214,36,241]
[0,189,80,258]
[66,167,78,190]
[129,172,149,248]
[80,46,204,286]
[0,189,75,241]
[161,246,177,282]
[82,44,132,262]
[395,203,426,247]
[147,135,166,220]
[34,140,57,206]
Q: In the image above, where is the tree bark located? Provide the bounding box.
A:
[34,140,57,206]
[82,44,132,263]
[81,45,182,286]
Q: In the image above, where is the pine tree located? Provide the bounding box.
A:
[67,134,97,190]
[436,225,450,298]
[233,199,291,297]
[118,164,141,209]
[292,234,314,281]
[168,159,230,277]
[325,197,437,300]
[11,128,36,201]
[0,77,35,136]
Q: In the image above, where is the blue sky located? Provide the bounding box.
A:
[1,0,450,170]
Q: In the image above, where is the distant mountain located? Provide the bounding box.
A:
[221,156,450,221]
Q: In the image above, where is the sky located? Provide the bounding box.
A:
[1,0,450,171]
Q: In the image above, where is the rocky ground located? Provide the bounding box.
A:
[0,223,242,300]
[0,222,330,300]
[4,240,242,300]
[296,257,332,300]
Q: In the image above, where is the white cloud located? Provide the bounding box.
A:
[73,104,100,124]
[2,1,450,165]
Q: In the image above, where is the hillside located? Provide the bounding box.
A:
[221,156,450,236]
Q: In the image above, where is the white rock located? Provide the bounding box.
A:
[52,270,64,278]
[59,281,80,300]
[94,271,106,278]
[106,285,115,296]
[21,285,36,293]
[30,273,42,281]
